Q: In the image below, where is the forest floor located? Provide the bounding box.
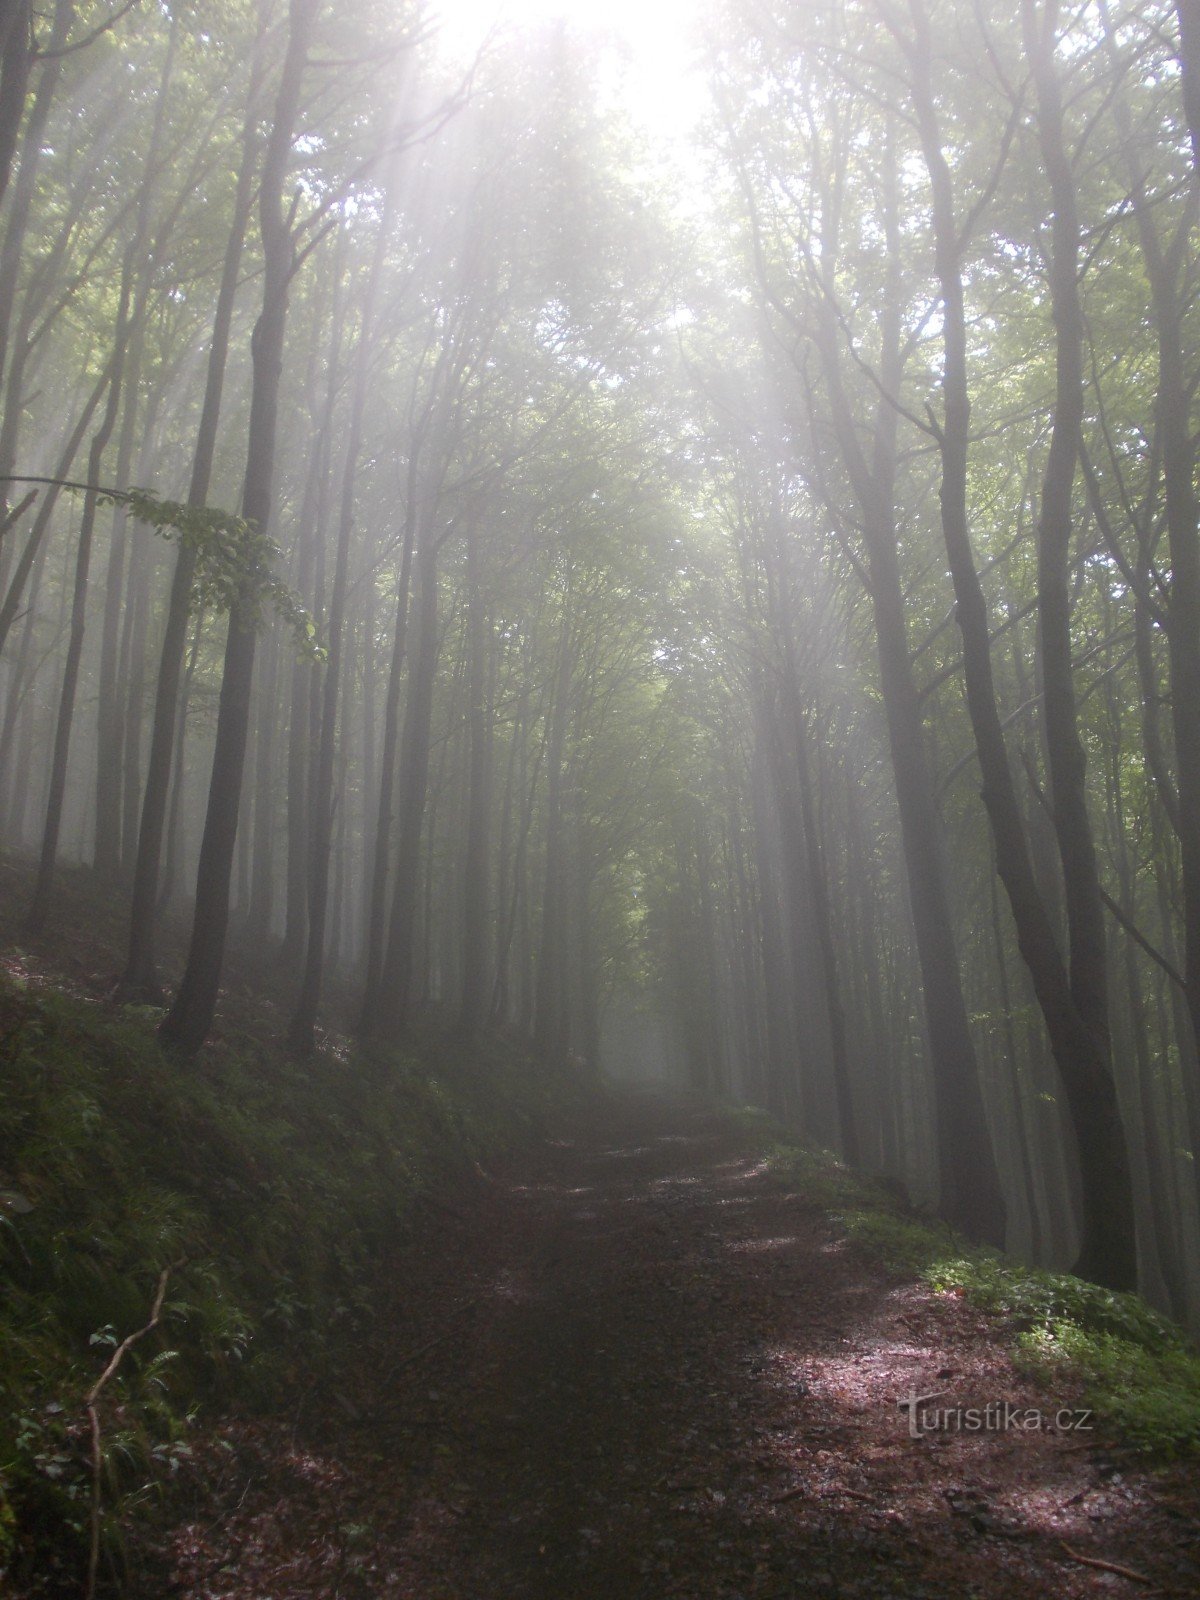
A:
[138,1089,1200,1600]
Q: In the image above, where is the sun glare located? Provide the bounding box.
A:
[430,0,706,152]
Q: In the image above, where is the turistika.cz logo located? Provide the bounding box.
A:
[898,1388,1093,1439]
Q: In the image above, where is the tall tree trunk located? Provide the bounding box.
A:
[1023,0,1112,1065]
[0,0,70,423]
[0,348,113,661]
[94,313,146,879]
[1103,2,1200,1163]
[158,615,202,917]
[532,596,574,1063]
[989,870,1043,1263]
[27,251,137,931]
[491,666,546,1024]
[289,188,392,1051]
[764,695,824,1133]
[0,528,47,839]
[0,0,32,212]
[792,695,859,1164]
[281,432,329,962]
[1178,0,1200,169]
[244,628,280,940]
[118,21,264,1001]
[750,722,795,1122]
[160,0,319,1055]
[900,0,1135,1286]
[370,527,440,1039]
[459,521,493,1034]
[119,516,151,872]
[805,134,1006,1246]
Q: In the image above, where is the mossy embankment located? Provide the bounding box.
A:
[0,968,586,1591]
[726,1104,1200,1461]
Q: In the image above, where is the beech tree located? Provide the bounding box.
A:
[1,0,1198,1314]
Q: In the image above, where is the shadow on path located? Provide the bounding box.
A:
[156,1088,1200,1599]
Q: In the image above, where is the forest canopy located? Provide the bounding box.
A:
[0,0,1198,1327]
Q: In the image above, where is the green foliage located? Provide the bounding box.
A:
[840,1209,958,1275]
[1015,1324,1200,1459]
[0,974,574,1581]
[758,1133,898,1216]
[925,1255,1182,1353]
[9,478,327,660]
[103,486,324,659]
[906,1241,1199,1459]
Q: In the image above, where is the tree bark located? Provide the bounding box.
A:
[27,250,136,931]
[899,0,1135,1286]
[118,21,264,1001]
[459,520,493,1034]
[371,524,441,1039]
[289,188,392,1051]
[1178,0,1200,168]
[532,593,574,1063]
[805,134,1006,1246]
[160,0,319,1055]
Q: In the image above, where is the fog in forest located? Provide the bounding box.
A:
[2,0,1200,1336]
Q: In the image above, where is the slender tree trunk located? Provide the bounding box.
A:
[118,23,264,1001]
[533,597,574,1063]
[94,314,145,878]
[1024,0,1111,1057]
[806,134,1006,1246]
[360,500,417,1027]
[0,530,47,839]
[0,0,70,424]
[281,440,326,962]
[160,0,319,1055]
[750,722,795,1122]
[764,696,823,1132]
[371,527,440,1039]
[792,696,859,1163]
[0,0,32,212]
[0,349,114,660]
[158,616,202,917]
[459,522,493,1034]
[491,667,547,1023]
[1109,23,1200,1134]
[119,519,151,872]
[27,252,137,931]
[1178,0,1200,169]
[899,0,1135,1286]
[989,870,1043,1262]
[244,628,280,941]
[289,190,392,1051]
[489,665,522,1022]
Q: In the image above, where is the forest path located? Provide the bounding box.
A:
[156,1089,1196,1599]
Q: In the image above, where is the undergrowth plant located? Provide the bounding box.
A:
[750,1123,1200,1462]
[0,973,578,1590]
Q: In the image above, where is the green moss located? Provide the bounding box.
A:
[0,974,580,1583]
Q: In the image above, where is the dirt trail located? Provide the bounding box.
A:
[156,1090,1199,1599]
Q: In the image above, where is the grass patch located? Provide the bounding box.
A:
[0,972,582,1588]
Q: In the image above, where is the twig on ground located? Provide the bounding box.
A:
[84,1257,186,1600]
[1060,1542,1152,1584]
